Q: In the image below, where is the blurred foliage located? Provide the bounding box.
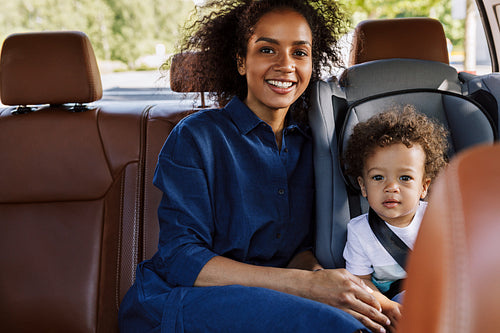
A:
[0,0,468,69]
[344,0,465,49]
[0,0,194,69]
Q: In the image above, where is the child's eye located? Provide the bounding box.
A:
[400,175,412,181]
[372,175,384,181]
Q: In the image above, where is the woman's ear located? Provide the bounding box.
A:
[420,178,432,199]
[237,55,246,75]
[357,176,367,198]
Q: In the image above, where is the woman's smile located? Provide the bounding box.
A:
[266,79,295,90]
[238,9,313,124]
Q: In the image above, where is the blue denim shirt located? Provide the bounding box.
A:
[151,97,314,287]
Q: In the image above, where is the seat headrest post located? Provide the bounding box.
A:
[12,106,34,115]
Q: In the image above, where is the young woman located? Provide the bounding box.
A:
[119,1,390,332]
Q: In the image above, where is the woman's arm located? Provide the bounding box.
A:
[195,254,391,333]
[287,250,323,271]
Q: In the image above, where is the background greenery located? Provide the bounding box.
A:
[0,0,464,71]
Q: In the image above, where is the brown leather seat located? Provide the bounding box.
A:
[349,17,449,66]
[0,31,135,332]
[398,143,500,332]
[140,104,195,261]
[0,31,194,332]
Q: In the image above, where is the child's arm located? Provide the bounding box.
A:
[357,274,402,332]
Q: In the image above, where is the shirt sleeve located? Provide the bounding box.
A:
[151,123,218,287]
[343,220,374,276]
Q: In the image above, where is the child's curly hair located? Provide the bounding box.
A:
[169,0,349,123]
[343,105,449,182]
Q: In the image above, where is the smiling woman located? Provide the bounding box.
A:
[118,0,390,332]
[173,0,348,122]
[236,9,313,147]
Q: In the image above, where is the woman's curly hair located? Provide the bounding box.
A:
[168,0,349,123]
[343,105,449,182]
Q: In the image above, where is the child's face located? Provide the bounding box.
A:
[357,143,431,227]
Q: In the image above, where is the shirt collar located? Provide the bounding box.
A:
[226,96,311,139]
[226,97,265,135]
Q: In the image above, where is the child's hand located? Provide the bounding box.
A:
[380,299,402,333]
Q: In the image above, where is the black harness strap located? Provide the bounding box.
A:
[368,208,411,299]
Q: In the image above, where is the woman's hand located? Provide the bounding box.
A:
[195,254,390,332]
[306,269,391,333]
[379,298,402,333]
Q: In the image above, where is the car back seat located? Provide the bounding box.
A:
[310,18,497,268]
[140,103,196,261]
[0,31,194,332]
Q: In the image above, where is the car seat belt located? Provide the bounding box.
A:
[368,208,410,299]
[347,187,362,219]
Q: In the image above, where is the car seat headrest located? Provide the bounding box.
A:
[169,51,210,108]
[170,52,205,93]
[349,18,449,66]
[0,31,102,106]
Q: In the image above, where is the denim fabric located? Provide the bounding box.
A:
[119,262,367,333]
[119,97,365,331]
[151,97,315,287]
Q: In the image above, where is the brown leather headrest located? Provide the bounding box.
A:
[349,18,449,66]
[0,31,102,105]
[169,52,205,93]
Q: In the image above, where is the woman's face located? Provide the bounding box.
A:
[238,9,313,117]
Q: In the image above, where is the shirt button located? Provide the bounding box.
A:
[283,148,288,153]
[278,188,285,195]
[276,233,281,239]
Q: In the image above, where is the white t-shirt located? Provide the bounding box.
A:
[343,201,427,292]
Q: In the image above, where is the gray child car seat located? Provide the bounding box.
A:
[310,18,498,269]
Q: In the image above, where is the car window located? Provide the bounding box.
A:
[0,0,494,103]
[337,0,491,76]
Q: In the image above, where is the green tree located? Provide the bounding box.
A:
[345,0,443,22]
[104,0,193,68]
[344,0,464,54]
[0,0,194,70]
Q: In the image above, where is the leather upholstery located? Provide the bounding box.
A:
[169,52,209,107]
[141,105,196,261]
[0,31,193,332]
[398,144,500,332]
[349,18,449,66]
[0,31,102,105]
[170,51,205,93]
[0,105,147,332]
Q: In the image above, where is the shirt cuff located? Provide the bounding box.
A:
[157,245,218,287]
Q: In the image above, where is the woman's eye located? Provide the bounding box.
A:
[260,47,274,54]
[372,175,384,181]
[293,50,308,57]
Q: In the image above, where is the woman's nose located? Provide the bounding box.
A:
[275,54,295,72]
